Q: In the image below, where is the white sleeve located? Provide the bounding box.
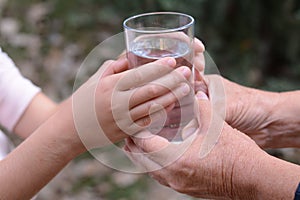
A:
[0,48,41,132]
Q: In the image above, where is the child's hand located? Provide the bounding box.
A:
[73,57,192,149]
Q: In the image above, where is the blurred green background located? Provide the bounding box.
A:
[1,0,300,199]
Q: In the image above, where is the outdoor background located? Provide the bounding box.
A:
[0,0,300,199]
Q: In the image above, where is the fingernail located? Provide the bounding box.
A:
[156,57,176,67]
[160,57,175,66]
[196,91,208,100]
[166,57,176,66]
[181,83,190,95]
[177,66,191,78]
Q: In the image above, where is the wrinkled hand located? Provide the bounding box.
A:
[193,46,279,148]
[73,57,192,149]
[196,74,282,148]
[124,91,267,199]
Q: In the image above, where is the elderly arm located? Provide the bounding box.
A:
[125,91,300,199]
[201,76,300,148]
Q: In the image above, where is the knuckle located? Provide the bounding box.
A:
[132,69,143,84]
[138,116,151,127]
[171,71,185,84]
[147,84,159,97]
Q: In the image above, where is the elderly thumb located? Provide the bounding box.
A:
[195,91,224,159]
[194,91,211,130]
[131,131,170,153]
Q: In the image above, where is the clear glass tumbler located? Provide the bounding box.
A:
[123,12,195,142]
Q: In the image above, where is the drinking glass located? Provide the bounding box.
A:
[123,12,195,142]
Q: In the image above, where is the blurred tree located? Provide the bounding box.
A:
[1,0,300,89]
[188,0,300,90]
[52,0,300,90]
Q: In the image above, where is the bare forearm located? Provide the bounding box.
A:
[0,99,85,199]
[14,92,58,138]
[241,88,300,148]
[232,149,300,200]
[253,154,300,199]
[267,91,300,148]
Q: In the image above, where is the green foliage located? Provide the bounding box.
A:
[3,0,299,91]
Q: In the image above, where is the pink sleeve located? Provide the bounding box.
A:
[0,48,41,132]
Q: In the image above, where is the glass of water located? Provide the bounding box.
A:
[123,12,195,142]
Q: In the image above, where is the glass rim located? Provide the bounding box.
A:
[123,12,194,34]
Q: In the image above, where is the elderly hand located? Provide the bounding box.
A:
[124,91,300,199]
[193,46,277,148]
[197,75,300,149]
[124,91,270,199]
